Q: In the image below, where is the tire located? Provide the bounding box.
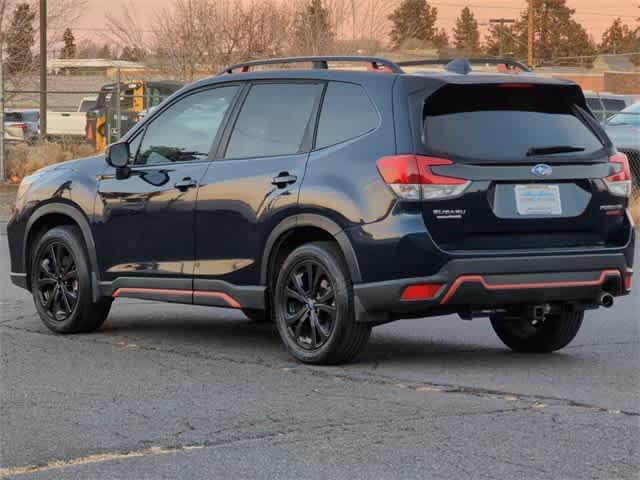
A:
[30,225,112,334]
[490,306,583,353]
[242,308,271,323]
[273,241,371,365]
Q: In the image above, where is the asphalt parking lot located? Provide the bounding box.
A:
[1,222,638,479]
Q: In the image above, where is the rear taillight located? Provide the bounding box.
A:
[604,152,632,198]
[376,155,469,200]
[18,123,27,132]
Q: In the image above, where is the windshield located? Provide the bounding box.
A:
[607,103,640,126]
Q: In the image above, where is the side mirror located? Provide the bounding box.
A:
[106,142,130,168]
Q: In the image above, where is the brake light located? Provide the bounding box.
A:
[376,155,470,200]
[623,273,632,291]
[604,152,632,198]
[401,283,443,301]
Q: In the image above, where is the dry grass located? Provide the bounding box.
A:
[6,141,96,181]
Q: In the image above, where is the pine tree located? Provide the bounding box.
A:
[453,7,480,55]
[388,0,439,49]
[293,0,334,55]
[61,28,77,59]
[6,2,36,74]
[599,18,638,54]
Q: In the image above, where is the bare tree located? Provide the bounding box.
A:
[105,0,148,58]
[152,0,295,81]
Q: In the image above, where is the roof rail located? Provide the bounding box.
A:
[397,57,532,73]
[220,56,405,75]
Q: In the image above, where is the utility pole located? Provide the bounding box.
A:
[39,0,47,140]
[0,60,5,182]
[527,0,534,68]
[489,18,515,57]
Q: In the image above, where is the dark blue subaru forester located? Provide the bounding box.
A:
[7,57,635,364]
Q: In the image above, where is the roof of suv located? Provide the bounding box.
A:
[189,56,577,91]
[192,69,575,94]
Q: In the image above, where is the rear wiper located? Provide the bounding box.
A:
[526,145,585,156]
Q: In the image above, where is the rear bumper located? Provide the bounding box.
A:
[353,252,633,323]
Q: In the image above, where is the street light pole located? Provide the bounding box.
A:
[39,0,47,140]
[527,0,535,68]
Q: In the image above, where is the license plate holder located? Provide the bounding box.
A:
[514,184,562,216]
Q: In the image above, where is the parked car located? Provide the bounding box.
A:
[86,81,182,152]
[584,91,637,123]
[4,110,39,143]
[605,102,640,188]
[7,56,634,365]
[47,96,97,138]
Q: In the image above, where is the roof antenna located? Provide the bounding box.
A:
[446,58,472,75]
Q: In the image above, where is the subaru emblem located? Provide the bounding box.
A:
[532,164,552,177]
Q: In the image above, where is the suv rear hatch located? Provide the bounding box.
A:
[392,80,632,251]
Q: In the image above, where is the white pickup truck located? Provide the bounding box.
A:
[47,97,96,137]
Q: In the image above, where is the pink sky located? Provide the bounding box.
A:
[76,0,637,44]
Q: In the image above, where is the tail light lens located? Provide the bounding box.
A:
[624,273,632,291]
[604,152,631,198]
[376,155,470,200]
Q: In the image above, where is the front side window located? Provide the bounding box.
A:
[316,82,379,149]
[225,83,322,159]
[136,86,238,165]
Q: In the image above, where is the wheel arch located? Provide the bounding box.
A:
[261,214,361,288]
[24,202,101,296]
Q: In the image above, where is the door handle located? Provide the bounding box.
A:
[174,177,197,191]
[271,173,297,187]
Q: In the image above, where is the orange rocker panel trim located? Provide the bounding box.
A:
[112,288,241,308]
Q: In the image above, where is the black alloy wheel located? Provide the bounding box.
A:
[281,259,336,350]
[35,241,79,322]
[274,241,371,365]
[31,226,112,334]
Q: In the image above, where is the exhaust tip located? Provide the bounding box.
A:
[597,292,614,308]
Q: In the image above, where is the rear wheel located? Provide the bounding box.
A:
[490,306,583,353]
[31,226,112,334]
[273,241,370,365]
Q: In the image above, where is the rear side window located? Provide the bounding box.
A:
[316,82,379,149]
[225,83,322,159]
[422,84,603,162]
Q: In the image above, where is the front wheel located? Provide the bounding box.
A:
[490,306,583,353]
[31,226,112,334]
[273,241,370,365]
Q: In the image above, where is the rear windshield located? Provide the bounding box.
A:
[422,84,603,162]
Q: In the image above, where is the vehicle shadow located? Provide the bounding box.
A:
[100,303,584,371]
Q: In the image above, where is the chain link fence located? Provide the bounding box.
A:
[0,68,181,181]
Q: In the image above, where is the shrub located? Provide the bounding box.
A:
[6,141,95,181]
